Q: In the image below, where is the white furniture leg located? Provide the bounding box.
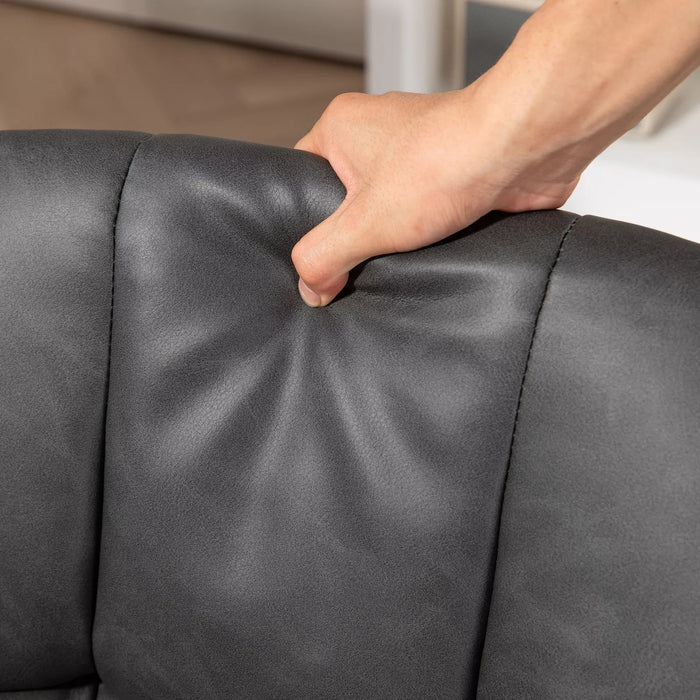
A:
[366,0,466,94]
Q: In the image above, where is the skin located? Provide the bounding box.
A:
[292,0,700,307]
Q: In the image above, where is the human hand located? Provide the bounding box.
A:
[291,0,700,307]
[292,86,579,306]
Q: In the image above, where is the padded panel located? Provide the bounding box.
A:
[92,134,578,699]
[477,217,700,698]
[0,131,147,689]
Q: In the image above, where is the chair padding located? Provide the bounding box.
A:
[91,135,576,699]
[0,131,698,699]
[477,217,700,699]
[0,130,145,691]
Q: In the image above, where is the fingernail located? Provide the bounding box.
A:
[298,278,322,307]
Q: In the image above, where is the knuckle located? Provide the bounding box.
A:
[335,91,363,103]
[327,91,364,114]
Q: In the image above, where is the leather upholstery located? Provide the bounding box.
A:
[1,130,698,699]
[0,130,145,694]
[477,217,700,699]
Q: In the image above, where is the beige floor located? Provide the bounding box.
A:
[0,2,364,147]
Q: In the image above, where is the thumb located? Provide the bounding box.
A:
[291,191,396,307]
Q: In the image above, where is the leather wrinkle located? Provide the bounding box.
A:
[88,134,155,675]
[472,214,579,690]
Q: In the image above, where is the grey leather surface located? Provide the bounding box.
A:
[0,130,145,690]
[1,130,698,699]
[477,217,700,699]
[90,134,576,699]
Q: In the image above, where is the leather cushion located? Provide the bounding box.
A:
[90,134,577,699]
[477,217,700,698]
[0,130,145,691]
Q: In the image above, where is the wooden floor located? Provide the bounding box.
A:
[0,3,364,146]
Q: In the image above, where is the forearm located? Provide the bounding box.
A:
[473,0,700,182]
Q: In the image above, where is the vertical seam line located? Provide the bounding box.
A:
[472,214,579,695]
[505,216,578,501]
[90,134,154,673]
[106,135,153,376]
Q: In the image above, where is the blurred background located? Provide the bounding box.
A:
[1,0,698,241]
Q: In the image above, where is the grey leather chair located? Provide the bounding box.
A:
[1,130,698,700]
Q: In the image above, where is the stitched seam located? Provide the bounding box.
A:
[472,214,579,693]
[90,134,153,669]
[505,216,578,501]
[107,135,154,366]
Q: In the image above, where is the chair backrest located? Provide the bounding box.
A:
[1,130,698,699]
